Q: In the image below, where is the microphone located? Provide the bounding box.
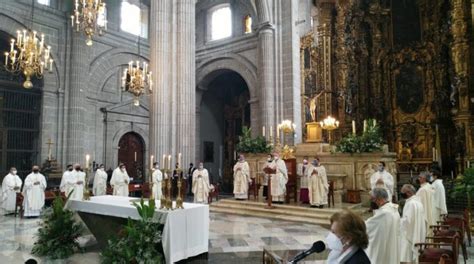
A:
[289,240,326,264]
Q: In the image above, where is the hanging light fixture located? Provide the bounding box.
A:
[121,0,152,106]
[71,0,107,46]
[3,0,53,89]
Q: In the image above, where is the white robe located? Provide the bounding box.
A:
[370,170,394,202]
[233,161,251,199]
[271,158,288,202]
[431,179,447,224]
[59,170,75,197]
[152,169,163,200]
[69,170,85,201]
[93,169,108,196]
[297,163,308,189]
[192,169,210,204]
[400,195,427,262]
[365,202,400,264]
[110,168,130,197]
[417,182,436,234]
[1,173,22,214]
[307,165,329,206]
[23,172,47,217]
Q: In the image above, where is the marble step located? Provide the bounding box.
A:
[216,199,362,213]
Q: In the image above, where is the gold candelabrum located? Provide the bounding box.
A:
[175,168,184,209]
[83,167,91,201]
[71,0,107,46]
[160,169,171,209]
[4,30,53,89]
[320,115,340,144]
[122,61,153,106]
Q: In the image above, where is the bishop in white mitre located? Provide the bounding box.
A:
[416,172,436,235]
[365,188,400,264]
[23,165,47,217]
[151,162,163,200]
[110,163,130,197]
[307,158,329,208]
[233,154,251,200]
[1,167,22,214]
[192,162,210,204]
[431,170,447,224]
[400,184,427,262]
[271,152,288,203]
[93,164,108,196]
[370,161,394,202]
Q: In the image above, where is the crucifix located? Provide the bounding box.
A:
[46,138,54,161]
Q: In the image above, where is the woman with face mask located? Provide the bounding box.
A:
[326,210,371,264]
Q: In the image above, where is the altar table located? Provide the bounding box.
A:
[67,195,209,264]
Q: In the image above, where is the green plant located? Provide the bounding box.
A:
[236,126,273,154]
[450,168,474,211]
[101,199,164,264]
[335,119,383,153]
[32,193,84,259]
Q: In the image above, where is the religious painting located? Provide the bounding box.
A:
[391,0,422,47]
[395,65,424,114]
[203,141,214,163]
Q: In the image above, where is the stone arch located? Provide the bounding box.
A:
[111,124,150,169]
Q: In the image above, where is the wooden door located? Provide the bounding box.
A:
[118,132,144,182]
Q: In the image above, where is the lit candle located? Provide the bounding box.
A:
[262,126,265,137]
[178,153,182,168]
[451,170,454,179]
[276,125,280,139]
[432,147,436,161]
[352,120,356,135]
[85,154,90,169]
[10,39,14,52]
[373,119,377,127]
[168,155,171,170]
[150,155,154,170]
[49,59,53,72]
[162,154,166,170]
[270,126,273,138]
[363,120,367,132]
[134,151,137,162]
[4,52,8,66]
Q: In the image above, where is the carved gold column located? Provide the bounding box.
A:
[334,0,349,132]
[451,0,473,168]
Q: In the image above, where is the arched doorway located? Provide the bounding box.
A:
[199,70,250,192]
[0,31,42,181]
[118,132,145,182]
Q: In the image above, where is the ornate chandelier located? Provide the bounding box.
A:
[4,30,53,88]
[121,61,153,106]
[71,0,107,46]
[320,115,340,130]
[279,120,296,134]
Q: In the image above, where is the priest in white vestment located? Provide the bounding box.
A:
[400,184,427,262]
[68,164,85,201]
[369,161,394,201]
[307,158,329,208]
[416,171,436,235]
[1,167,22,214]
[365,187,400,264]
[110,164,130,197]
[59,164,74,197]
[93,164,108,196]
[297,157,309,203]
[23,166,47,217]
[151,162,163,200]
[233,154,251,200]
[192,162,210,204]
[431,170,447,224]
[271,152,288,203]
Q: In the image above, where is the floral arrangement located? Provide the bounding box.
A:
[32,193,84,259]
[101,199,164,263]
[335,119,383,153]
[236,126,273,154]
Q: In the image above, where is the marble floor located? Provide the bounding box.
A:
[0,212,330,264]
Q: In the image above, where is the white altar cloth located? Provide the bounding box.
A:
[67,195,209,264]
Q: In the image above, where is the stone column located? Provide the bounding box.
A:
[149,0,195,167]
[66,34,89,164]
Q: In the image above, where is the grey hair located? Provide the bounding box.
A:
[401,184,416,194]
[419,171,430,179]
[371,187,389,201]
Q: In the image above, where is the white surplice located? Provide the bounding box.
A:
[93,169,108,196]
[417,182,436,234]
[110,168,130,197]
[271,158,288,202]
[431,179,447,224]
[69,170,85,201]
[192,168,210,204]
[365,202,400,264]
[23,172,47,217]
[307,165,329,206]
[1,173,22,214]
[370,170,394,202]
[60,170,75,197]
[400,195,427,262]
[152,169,163,200]
[297,163,308,188]
[233,161,251,199]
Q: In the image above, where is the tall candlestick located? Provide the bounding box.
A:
[363,120,367,133]
[276,125,280,139]
[262,126,265,137]
[85,154,90,169]
[270,126,273,138]
[134,151,137,162]
[373,119,377,127]
[432,147,436,162]
[162,155,166,170]
[150,155,154,170]
[451,170,454,179]
[352,120,356,135]
[168,155,171,170]
[178,153,182,168]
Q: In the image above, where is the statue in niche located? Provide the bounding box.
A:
[244,15,252,34]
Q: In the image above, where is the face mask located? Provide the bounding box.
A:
[370,200,379,210]
[267,158,272,162]
[155,165,160,169]
[75,167,81,171]
[68,168,73,171]
[312,161,318,166]
[274,156,279,160]
[12,170,17,175]
[99,167,104,171]
[401,192,408,199]
[303,160,308,165]
[120,167,125,171]
[378,165,384,172]
[33,169,39,173]
[326,232,344,252]
[199,165,203,169]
